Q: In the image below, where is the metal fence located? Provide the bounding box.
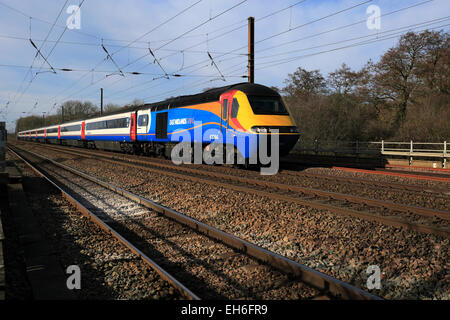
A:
[293,140,449,167]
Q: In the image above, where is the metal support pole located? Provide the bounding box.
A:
[61,106,64,123]
[248,17,254,84]
[101,88,103,115]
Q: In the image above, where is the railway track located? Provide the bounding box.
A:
[332,166,450,183]
[281,158,450,183]
[21,141,450,195]
[279,169,450,195]
[8,144,380,300]
[18,142,450,239]
[16,141,449,193]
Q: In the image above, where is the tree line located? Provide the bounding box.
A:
[280,30,449,142]
[16,30,448,142]
[15,100,142,133]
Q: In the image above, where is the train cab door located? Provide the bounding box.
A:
[130,112,137,141]
[57,126,61,139]
[220,92,233,138]
[44,129,47,141]
[136,109,151,140]
[81,122,86,140]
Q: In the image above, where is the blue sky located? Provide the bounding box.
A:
[0,0,449,131]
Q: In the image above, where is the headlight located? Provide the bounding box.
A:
[251,126,298,133]
[251,126,268,133]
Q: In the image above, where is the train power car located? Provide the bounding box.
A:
[17,82,300,165]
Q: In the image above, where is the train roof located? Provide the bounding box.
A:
[138,82,280,112]
[20,83,280,130]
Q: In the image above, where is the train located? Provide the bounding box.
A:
[17,82,300,165]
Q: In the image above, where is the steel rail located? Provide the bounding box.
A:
[9,144,381,300]
[28,141,450,195]
[280,170,450,195]
[20,142,450,238]
[33,143,450,224]
[281,158,450,183]
[7,145,201,300]
[332,166,450,183]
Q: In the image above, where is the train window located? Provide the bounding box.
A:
[86,117,129,130]
[248,96,289,115]
[61,124,81,132]
[138,115,148,126]
[222,99,228,119]
[231,98,239,118]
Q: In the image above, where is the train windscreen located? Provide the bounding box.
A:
[248,96,288,115]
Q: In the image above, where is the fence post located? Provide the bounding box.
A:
[381,140,384,153]
[444,141,447,168]
[409,140,413,166]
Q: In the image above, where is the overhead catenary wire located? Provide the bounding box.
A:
[207,52,226,81]
[58,0,308,104]
[16,1,85,114]
[102,43,125,77]
[41,0,308,109]
[191,0,438,71]
[0,34,249,55]
[171,0,374,75]
[0,0,99,39]
[139,15,449,104]
[51,0,249,109]
[100,0,313,102]
[255,0,436,56]
[82,0,448,106]
[45,0,214,112]
[110,0,377,103]
[10,0,70,110]
[219,16,450,76]
[256,15,450,61]
[255,22,450,70]
[10,0,447,121]
[156,0,310,64]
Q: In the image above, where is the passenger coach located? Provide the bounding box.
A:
[17,83,300,164]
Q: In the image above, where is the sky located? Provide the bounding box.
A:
[0,0,449,131]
